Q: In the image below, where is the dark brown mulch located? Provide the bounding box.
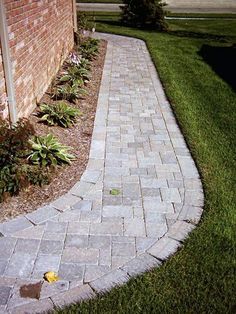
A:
[0,40,107,222]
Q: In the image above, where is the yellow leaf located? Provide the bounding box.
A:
[44,271,59,283]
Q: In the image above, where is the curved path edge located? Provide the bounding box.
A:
[0,33,204,313]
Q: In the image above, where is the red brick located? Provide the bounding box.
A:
[1,0,74,117]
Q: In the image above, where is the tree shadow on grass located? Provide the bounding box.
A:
[96,19,234,41]
[199,44,236,92]
[168,30,232,43]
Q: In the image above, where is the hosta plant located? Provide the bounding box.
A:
[28,134,75,167]
[80,38,99,60]
[80,58,91,70]
[52,84,87,102]
[39,102,81,128]
[59,65,90,84]
[59,74,84,87]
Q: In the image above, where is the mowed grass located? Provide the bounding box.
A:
[57,15,236,313]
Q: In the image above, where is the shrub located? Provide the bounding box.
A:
[0,118,38,200]
[0,165,22,199]
[23,165,50,187]
[77,12,96,33]
[0,118,34,168]
[39,102,81,128]
[121,0,168,31]
[77,12,90,32]
[28,134,75,167]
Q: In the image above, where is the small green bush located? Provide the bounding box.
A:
[77,12,90,32]
[0,118,48,200]
[23,165,50,187]
[77,12,96,33]
[28,134,75,167]
[39,102,81,128]
[0,117,34,168]
[0,164,22,198]
[121,0,168,31]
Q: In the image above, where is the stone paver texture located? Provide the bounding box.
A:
[0,33,204,312]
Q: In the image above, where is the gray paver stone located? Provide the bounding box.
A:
[0,237,16,259]
[26,206,59,225]
[70,181,95,197]
[62,248,99,264]
[7,278,42,309]
[4,253,36,278]
[59,263,84,281]
[102,205,133,218]
[0,286,11,306]
[124,218,146,237]
[84,265,110,282]
[72,200,92,212]
[122,253,161,276]
[178,205,203,225]
[112,256,131,269]
[145,222,167,238]
[14,239,40,255]
[0,260,8,276]
[11,225,45,239]
[90,269,130,293]
[67,222,90,235]
[51,284,96,308]
[112,242,135,257]
[148,237,181,261]
[45,221,67,234]
[81,170,102,184]
[32,255,61,279]
[0,216,33,236]
[40,280,69,299]
[90,222,123,236]
[38,240,64,255]
[9,299,54,314]
[51,194,80,212]
[65,235,88,249]
[166,221,195,242]
[89,235,111,249]
[136,237,157,253]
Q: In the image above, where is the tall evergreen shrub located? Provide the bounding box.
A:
[121,0,168,31]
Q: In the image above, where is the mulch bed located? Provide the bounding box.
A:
[0,39,107,222]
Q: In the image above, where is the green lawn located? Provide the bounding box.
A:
[57,15,236,313]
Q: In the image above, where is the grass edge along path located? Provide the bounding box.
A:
[56,16,236,313]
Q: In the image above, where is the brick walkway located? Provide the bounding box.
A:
[0,34,204,313]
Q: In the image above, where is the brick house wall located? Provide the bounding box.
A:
[0,0,75,119]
